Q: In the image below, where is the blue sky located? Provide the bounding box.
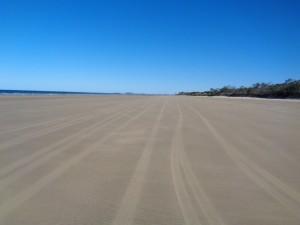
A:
[0,0,299,94]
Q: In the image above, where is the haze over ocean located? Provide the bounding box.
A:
[0,0,299,94]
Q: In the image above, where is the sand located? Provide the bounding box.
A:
[0,95,299,225]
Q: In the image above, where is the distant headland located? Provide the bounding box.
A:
[177,79,300,99]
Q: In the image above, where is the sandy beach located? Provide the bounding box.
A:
[0,95,299,225]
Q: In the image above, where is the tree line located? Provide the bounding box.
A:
[177,79,300,99]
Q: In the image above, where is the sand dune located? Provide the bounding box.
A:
[0,96,299,225]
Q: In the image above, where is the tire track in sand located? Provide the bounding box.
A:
[235,134,300,202]
[171,103,226,225]
[0,101,138,178]
[188,105,300,218]
[0,100,127,152]
[0,101,153,223]
[0,111,94,152]
[111,100,166,225]
[0,99,121,137]
[0,102,143,193]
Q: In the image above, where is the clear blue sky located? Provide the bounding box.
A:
[0,0,299,94]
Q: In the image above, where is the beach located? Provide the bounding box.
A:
[0,95,299,225]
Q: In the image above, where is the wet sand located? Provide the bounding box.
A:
[0,95,299,225]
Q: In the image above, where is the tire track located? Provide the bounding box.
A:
[171,103,226,225]
[188,105,300,218]
[0,101,145,193]
[241,128,299,165]
[0,100,127,152]
[0,116,71,136]
[111,100,166,225]
[0,100,154,223]
[0,101,138,177]
[0,99,121,136]
[0,114,90,150]
[235,136,300,204]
